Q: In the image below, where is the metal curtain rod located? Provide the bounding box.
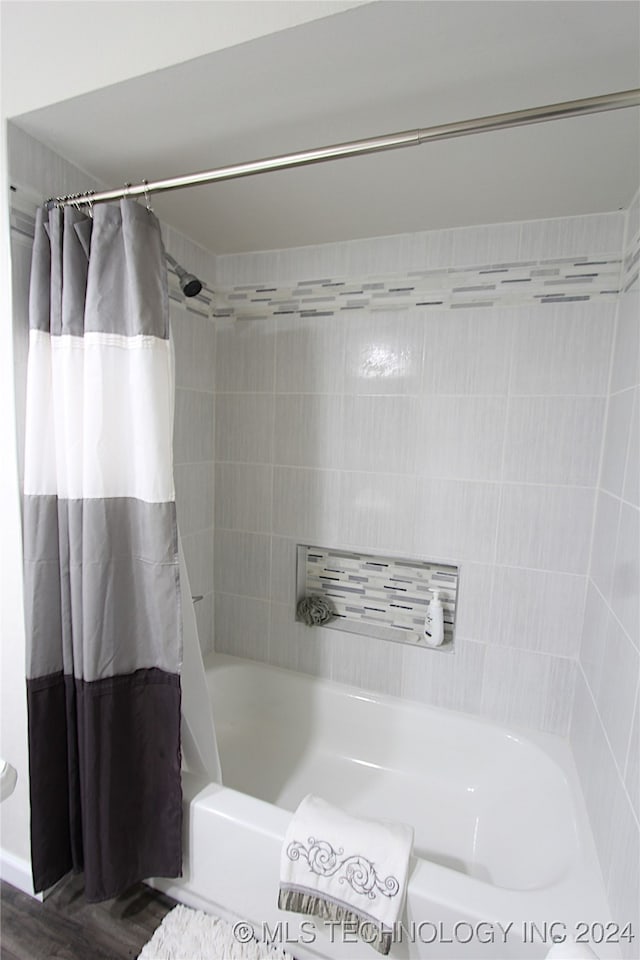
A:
[48,88,640,209]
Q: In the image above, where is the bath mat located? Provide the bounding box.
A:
[138,903,294,960]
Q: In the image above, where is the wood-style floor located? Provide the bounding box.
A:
[1,874,176,960]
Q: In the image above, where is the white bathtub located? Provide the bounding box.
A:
[151,653,616,960]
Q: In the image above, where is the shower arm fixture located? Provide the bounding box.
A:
[165,252,203,298]
[46,88,640,210]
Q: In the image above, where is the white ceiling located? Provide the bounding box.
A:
[12,0,640,254]
[1,1,364,117]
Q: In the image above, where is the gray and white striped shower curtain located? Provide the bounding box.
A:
[23,200,183,900]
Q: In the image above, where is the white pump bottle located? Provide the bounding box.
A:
[424,590,444,647]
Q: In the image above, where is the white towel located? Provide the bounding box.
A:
[278,795,414,955]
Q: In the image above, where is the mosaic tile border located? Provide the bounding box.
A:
[297,544,459,650]
[213,253,624,320]
[10,199,637,318]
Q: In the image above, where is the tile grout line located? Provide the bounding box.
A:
[578,660,640,834]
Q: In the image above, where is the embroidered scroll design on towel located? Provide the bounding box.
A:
[286,837,400,900]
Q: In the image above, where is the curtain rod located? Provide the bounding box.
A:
[47,88,640,210]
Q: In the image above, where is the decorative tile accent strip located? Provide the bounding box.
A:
[297,545,459,650]
[213,255,624,320]
[11,200,634,315]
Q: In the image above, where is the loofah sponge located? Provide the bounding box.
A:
[296,595,335,627]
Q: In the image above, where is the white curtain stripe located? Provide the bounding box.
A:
[24,329,175,502]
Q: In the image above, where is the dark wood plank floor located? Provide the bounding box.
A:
[1,874,176,960]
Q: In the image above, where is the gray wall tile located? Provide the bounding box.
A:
[214,530,271,600]
[215,393,274,464]
[481,646,575,735]
[510,303,615,396]
[215,463,272,533]
[490,567,586,657]
[503,397,605,486]
[497,484,595,574]
[600,390,635,497]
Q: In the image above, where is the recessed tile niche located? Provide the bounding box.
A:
[296,545,459,651]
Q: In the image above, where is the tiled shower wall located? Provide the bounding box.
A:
[213,211,625,736]
[8,124,218,654]
[570,190,640,958]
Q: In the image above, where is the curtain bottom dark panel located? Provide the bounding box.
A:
[27,672,75,891]
[27,668,183,901]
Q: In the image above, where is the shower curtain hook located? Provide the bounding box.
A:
[142,179,153,213]
[123,182,132,203]
[80,190,94,218]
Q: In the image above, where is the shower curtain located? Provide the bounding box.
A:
[23,200,183,901]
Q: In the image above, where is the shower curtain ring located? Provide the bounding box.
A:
[142,179,153,213]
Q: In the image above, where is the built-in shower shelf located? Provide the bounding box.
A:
[296,545,459,651]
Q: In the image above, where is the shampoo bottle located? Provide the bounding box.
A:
[424,591,444,647]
